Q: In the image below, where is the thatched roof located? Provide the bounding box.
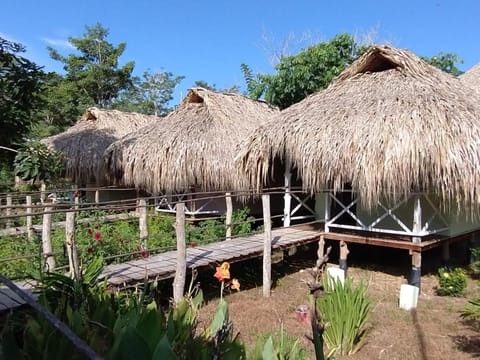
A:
[42,107,158,184]
[105,87,278,193]
[239,45,480,209]
[459,63,480,94]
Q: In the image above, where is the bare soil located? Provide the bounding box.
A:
[196,243,480,359]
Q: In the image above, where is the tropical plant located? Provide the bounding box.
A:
[436,267,467,297]
[316,275,370,356]
[460,298,480,321]
[469,247,480,277]
[13,140,64,184]
[249,324,307,360]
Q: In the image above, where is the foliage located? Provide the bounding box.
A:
[13,141,64,184]
[460,298,480,321]
[317,275,371,356]
[0,37,44,160]
[114,70,184,115]
[469,247,480,277]
[249,324,307,360]
[0,257,246,360]
[421,52,463,76]
[42,22,134,128]
[436,267,467,297]
[241,33,359,109]
[193,80,240,93]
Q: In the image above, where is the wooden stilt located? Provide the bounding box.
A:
[225,192,233,241]
[339,240,349,273]
[410,195,422,289]
[316,234,325,269]
[262,194,272,298]
[139,199,148,250]
[173,203,186,304]
[283,166,291,227]
[42,205,55,271]
[442,241,450,268]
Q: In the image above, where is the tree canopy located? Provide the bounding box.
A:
[241,34,362,109]
[0,37,44,157]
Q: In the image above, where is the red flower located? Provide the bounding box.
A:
[15,227,20,232]
[87,228,93,235]
[86,246,93,254]
[190,242,197,248]
[95,224,100,230]
[94,232,102,241]
[86,223,91,228]
[73,191,80,198]
[141,250,148,258]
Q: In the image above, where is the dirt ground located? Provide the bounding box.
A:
[196,243,480,359]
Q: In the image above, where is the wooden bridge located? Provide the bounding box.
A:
[101,224,321,288]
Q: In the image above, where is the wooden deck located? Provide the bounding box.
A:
[101,225,321,287]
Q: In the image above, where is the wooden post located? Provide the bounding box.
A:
[139,199,148,250]
[316,234,325,269]
[173,202,186,304]
[26,195,33,240]
[42,205,55,271]
[262,194,272,298]
[410,195,422,289]
[225,192,233,241]
[339,240,349,273]
[283,165,292,227]
[65,211,80,279]
[95,189,100,205]
[40,182,47,204]
[442,241,450,267]
[6,194,12,228]
[324,191,331,233]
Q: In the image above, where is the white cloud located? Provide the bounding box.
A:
[41,37,74,49]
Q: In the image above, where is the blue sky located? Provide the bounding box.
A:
[2,0,479,105]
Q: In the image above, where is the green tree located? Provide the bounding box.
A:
[242,33,359,109]
[421,52,463,76]
[114,70,184,115]
[47,23,135,113]
[0,37,44,156]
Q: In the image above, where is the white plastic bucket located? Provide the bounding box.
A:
[399,284,419,310]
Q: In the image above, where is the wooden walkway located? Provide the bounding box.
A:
[101,225,321,287]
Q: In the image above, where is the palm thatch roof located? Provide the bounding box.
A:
[105,87,278,193]
[239,45,480,210]
[459,63,480,94]
[42,107,158,184]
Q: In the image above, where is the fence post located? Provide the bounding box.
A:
[40,182,47,204]
[26,195,33,240]
[95,189,100,205]
[6,194,12,228]
[284,165,292,227]
[65,210,80,279]
[139,199,148,250]
[225,192,233,241]
[173,202,186,304]
[262,194,272,298]
[42,205,55,271]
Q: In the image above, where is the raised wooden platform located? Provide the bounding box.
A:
[101,225,321,287]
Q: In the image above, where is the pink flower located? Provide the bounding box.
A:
[94,232,102,241]
[141,250,148,258]
[87,228,93,235]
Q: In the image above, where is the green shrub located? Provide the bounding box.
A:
[317,276,370,356]
[460,298,480,320]
[470,247,480,277]
[437,267,467,297]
